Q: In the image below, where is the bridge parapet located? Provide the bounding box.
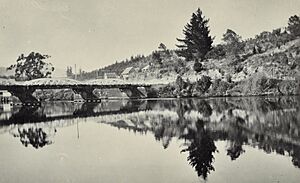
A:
[1,78,158,87]
[24,78,81,86]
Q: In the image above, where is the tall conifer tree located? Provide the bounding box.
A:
[177,8,213,61]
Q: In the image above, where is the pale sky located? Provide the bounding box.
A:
[0,0,300,71]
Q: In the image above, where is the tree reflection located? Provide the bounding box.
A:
[10,106,46,123]
[101,97,300,178]
[180,120,217,179]
[292,146,300,168]
[196,100,212,117]
[16,127,54,149]
[226,111,247,160]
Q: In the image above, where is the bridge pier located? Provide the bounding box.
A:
[120,86,147,99]
[8,87,40,105]
[72,87,101,102]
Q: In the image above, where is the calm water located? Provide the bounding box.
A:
[0,97,300,183]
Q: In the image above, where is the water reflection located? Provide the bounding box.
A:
[0,100,146,124]
[180,119,217,179]
[100,97,300,179]
[14,127,55,149]
[0,97,300,180]
[225,114,246,161]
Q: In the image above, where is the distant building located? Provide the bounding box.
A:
[121,67,135,80]
[104,72,118,79]
[141,65,150,72]
[0,90,11,97]
[0,90,11,103]
[66,66,73,78]
[96,73,104,79]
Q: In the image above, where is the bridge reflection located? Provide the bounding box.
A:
[0,100,147,124]
[0,97,300,180]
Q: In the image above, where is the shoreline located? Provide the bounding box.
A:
[3,93,299,106]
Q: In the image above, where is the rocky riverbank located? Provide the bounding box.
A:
[149,73,300,98]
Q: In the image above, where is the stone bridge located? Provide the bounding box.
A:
[0,78,154,104]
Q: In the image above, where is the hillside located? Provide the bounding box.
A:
[83,30,300,97]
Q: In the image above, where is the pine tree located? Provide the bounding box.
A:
[287,15,300,38]
[176,8,213,61]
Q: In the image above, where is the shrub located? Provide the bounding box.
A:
[297,75,300,95]
[278,80,298,95]
[193,60,203,73]
[228,55,243,66]
[287,15,300,38]
[159,69,168,74]
[193,75,212,94]
[234,64,243,73]
[175,75,185,91]
[205,44,226,59]
[290,61,297,70]
[146,87,159,98]
[239,72,279,95]
[209,79,233,96]
[152,51,163,65]
[226,74,232,83]
[273,53,288,65]
[158,85,176,98]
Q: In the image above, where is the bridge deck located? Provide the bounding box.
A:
[0,83,151,90]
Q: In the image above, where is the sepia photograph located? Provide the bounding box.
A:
[0,0,300,182]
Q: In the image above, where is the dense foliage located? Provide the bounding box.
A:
[193,60,203,73]
[288,15,300,38]
[222,29,245,56]
[7,52,54,81]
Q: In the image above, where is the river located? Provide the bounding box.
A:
[0,96,300,183]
